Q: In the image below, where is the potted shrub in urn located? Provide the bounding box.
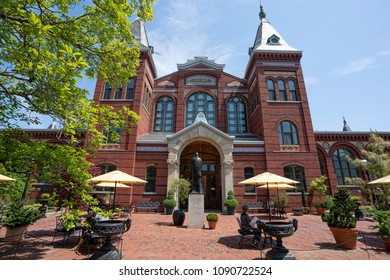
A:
[206,212,219,229]
[371,209,390,252]
[162,190,176,215]
[309,176,328,215]
[168,178,191,226]
[1,201,41,242]
[321,187,358,249]
[224,190,238,215]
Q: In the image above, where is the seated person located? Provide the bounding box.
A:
[240,204,261,249]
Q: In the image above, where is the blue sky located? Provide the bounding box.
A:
[50,0,390,132]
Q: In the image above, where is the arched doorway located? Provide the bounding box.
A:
[180,141,221,210]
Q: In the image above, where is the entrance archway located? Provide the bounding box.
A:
[181,142,221,209]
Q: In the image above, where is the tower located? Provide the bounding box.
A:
[244,5,321,188]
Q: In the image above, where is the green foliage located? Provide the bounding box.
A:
[224,191,238,208]
[60,211,81,231]
[0,0,154,150]
[274,192,288,206]
[309,176,328,200]
[322,187,357,228]
[1,201,41,229]
[371,209,390,237]
[168,178,191,205]
[40,193,50,199]
[163,190,176,208]
[206,213,219,222]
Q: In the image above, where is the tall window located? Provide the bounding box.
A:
[126,78,135,99]
[227,96,247,133]
[288,80,298,101]
[103,82,112,99]
[278,80,287,101]
[333,148,358,185]
[185,92,215,127]
[154,96,174,132]
[278,121,299,145]
[145,166,156,193]
[102,126,122,144]
[244,167,255,193]
[114,86,123,99]
[97,164,117,174]
[284,165,306,192]
[267,80,276,101]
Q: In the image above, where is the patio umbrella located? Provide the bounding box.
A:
[239,172,299,221]
[368,174,390,185]
[89,170,147,210]
[0,173,16,182]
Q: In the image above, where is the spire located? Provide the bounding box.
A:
[343,117,352,132]
[259,3,266,20]
[249,3,298,55]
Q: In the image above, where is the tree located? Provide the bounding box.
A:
[348,134,390,209]
[0,0,154,149]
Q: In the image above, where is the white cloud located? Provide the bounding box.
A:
[331,57,375,76]
[147,1,235,77]
[304,77,318,85]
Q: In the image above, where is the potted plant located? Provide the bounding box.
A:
[224,190,238,215]
[309,176,328,215]
[301,189,310,214]
[168,178,191,226]
[206,212,219,229]
[371,209,390,252]
[321,187,358,249]
[292,207,304,216]
[162,190,176,215]
[351,196,364,220]
[1,200,41,242]
[38,193,51,218]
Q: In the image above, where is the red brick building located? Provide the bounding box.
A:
[32,7,390,211]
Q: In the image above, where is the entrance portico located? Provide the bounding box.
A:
[166,117,235,210]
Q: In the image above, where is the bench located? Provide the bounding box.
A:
[136,201,160,213]
[245,202,264,214]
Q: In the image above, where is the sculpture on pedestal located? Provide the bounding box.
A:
[191,152,203,193]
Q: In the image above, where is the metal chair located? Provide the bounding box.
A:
[236,217,256,248]
[51,215,81,247]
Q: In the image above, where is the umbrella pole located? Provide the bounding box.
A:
[267,183,272,222]
[112,181,117,210]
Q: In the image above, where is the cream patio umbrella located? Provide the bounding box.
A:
[96,182,133,207]
[239,172,299,221]
[89,170,147,210]
[368,174,390,185]
[0,173,16,182]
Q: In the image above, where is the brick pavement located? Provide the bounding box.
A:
[0,211,389,260]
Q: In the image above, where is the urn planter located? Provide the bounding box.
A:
[328,226,358,250]
[173,209,185,226]
[4,225,29,242]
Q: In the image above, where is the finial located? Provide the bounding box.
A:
[259,1,266,20]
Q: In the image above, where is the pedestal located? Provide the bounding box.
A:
[187,193,205,229]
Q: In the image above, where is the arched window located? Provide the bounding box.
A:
[102,126,122,144]
[244,167,255,193]
[227,96,247,133]
[145,166,156,193]
[154,96,174,132]
[333,148,359,185]
[185,92,215,127]
[103,82,112,99]
[278,80,287,101]
[267,80,276,101]
[284,165,306,192]
[288,80,298,101]
[278,121,299,145]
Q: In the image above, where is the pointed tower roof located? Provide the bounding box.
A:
[250,5,298,54]
[132,18,153,53]
[343,117,352,132]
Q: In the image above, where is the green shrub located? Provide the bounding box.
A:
[1,201,41,229]
[206,213,219,222]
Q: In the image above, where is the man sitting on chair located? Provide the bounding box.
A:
[240,204,261,249]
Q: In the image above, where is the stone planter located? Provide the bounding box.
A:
[292,210,303,216]
[4,225,29,242]
[226,207,236,215]
[382,236,390,252]
[328,226,358,249]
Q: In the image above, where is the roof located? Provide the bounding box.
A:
[250,6,299,54]
[132,18,151,52]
